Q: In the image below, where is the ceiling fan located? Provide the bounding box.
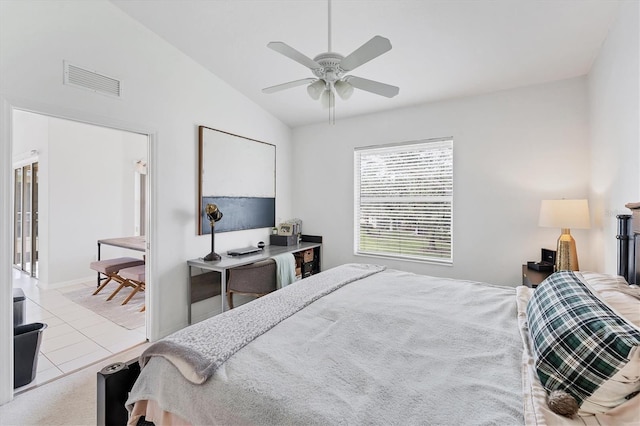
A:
[262,0,399,111]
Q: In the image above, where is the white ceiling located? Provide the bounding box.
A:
[110,0,619,128]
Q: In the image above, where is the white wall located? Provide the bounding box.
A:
[293,78,591,286]
[588,0,640,274]
[47,117,147,285]
[0,0,293,402]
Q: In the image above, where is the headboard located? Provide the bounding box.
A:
[617,214,639,285]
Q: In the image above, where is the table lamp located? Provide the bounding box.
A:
[204,203,223,261]
[539,199,590,271]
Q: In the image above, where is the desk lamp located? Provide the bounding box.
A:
[539,199,590,271]
[204,203,223,261]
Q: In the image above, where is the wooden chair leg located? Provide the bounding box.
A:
[122,282,143,305]
[106,279,129,301]
[92,276,113,295]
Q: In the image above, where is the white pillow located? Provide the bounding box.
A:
[577,271,640,327]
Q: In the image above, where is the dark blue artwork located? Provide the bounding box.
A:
[201,196,275,234]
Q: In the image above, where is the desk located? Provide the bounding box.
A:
[97,236,146,285]
[187,241,321,324]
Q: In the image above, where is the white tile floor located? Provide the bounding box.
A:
[13,269,146,393]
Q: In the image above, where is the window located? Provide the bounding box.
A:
[354,138,453,263]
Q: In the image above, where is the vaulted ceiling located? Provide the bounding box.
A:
[111,0,619,128]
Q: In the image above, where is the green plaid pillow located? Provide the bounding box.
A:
[526,271,640,409]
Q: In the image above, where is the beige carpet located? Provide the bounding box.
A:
[0,343,150,425]
[65,284,145,330]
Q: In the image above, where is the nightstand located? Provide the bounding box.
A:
[521,265,552,288]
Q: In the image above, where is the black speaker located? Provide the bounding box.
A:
[97,359,141,426]
[541,248,556,266]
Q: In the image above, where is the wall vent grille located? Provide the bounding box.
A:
[63,61,121,97]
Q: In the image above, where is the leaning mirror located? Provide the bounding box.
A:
[198,126,276,234]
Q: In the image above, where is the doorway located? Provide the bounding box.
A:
[11,110,150,390]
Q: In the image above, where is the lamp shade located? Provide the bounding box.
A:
[539,199,590,229]
[334,79,354,100]
[307,79,326,100]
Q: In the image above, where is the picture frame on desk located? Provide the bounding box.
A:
[278,224,293,236]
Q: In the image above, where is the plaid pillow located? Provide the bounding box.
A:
[526,271,640,409]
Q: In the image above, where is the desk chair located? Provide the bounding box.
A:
[227,259,277,309]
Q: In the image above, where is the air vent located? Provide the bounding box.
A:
[63,61,121,98]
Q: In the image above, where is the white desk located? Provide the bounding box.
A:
[187,241,321,324]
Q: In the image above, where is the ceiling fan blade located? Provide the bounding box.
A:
[267,42,322,70]
[262,78,317,94]
[344,76,399,98]
[340,36,392,72]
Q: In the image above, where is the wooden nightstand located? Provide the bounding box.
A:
[521,264,552,288]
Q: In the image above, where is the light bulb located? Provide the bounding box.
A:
[321,89,335,109]
[307,79,326,100]
[334,80,354,100]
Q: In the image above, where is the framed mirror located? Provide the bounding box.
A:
[198,126,276,234]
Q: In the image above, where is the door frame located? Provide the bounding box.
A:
[0,96,157,404]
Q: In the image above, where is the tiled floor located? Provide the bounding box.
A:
[13,269,146,393]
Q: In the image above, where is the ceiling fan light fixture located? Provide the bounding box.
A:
[263,0,397,122]
[320,88,335,109]
[334,79,354,100]
[307,79,326,100]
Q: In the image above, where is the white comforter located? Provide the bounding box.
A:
[127,266,524,425]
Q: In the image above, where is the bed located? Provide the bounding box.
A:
[122,260,640,425]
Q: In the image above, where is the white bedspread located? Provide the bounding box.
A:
[127,266,524,425]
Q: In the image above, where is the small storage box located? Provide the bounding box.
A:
[303,249,314,263]
[270,235,298,246]
[302,262,314,278]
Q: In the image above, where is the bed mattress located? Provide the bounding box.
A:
[127,265,524,425]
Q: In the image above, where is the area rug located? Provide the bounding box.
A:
[64,285,145,330]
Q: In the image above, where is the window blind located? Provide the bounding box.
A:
[354,138,453,263]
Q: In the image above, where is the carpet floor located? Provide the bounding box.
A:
[0,343,150,425]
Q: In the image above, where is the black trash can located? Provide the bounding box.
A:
[14,322,47,388]
[13,288,26,327]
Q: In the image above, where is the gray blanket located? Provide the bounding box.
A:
[138,263,386,383]
[128,266,524,425]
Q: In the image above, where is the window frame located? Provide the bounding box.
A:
[353,137,454,264]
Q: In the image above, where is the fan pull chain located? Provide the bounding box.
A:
[328,0,336,124]
[329,103,335,125]
[330,90,335,125]
[327,0,332,52]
